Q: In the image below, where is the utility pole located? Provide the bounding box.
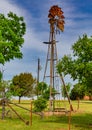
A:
[37,58,40,83]
[37,58,41,98]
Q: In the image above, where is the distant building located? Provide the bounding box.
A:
[83,96,92,100]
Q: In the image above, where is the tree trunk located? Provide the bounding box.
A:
[18,96,21,104]
[2,99,5,119]
[77,97,80,110]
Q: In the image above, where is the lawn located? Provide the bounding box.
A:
[0,100,92,130]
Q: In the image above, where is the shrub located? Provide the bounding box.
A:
[33,97,47,112]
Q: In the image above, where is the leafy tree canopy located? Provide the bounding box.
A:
[10,73,36,103]
[70,83,85,100]
[35,82,57,100]
[56,34,92,92]
[61,82,71,99]
[0,80,12,99]
[0,12,26,64]
[34,82,48,97]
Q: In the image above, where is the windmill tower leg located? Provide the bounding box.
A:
[43,22,59,111]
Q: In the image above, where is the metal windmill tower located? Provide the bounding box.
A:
[43,5,65,111]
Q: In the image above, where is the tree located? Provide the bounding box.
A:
[57,34,92,98]
[0,80,12,119]
[70,83,85,100]
[70,83,85,109]
[0,80,12,99]
[34,82,48,98]
[0,12,26,64]
[34,82,57,100]
[10,73,36,103]
[42,87,57,100]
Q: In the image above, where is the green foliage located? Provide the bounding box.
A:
[56,56,73,76]
[61,82,71,99]
[10,73,36,102]
[35,82,57,100]
[72,34,92,62]
[0,12,26,64]
[0,71,2,81]
[33,97,47,112]
[0,80,12,99]
[42,87,57,100]
[34,82,48,96]
[42,87,50,100]
[56,34,92,92]
[70,83,85,100]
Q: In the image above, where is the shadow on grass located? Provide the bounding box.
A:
[81,101,92,104]
[71,113,92,129]
[42,113,92,129]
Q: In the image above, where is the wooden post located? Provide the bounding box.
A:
[67,104,72,130]
[30,101,32,126]
[77,97,80,110]
[7,103,29,125]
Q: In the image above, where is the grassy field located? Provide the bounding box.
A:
[0,100,92,130]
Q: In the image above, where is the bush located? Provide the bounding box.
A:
[33,97,47,112]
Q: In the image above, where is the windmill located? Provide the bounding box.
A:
[43,5,73,112]
[43,5,65,111]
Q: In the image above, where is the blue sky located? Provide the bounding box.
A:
[0,0,92,83]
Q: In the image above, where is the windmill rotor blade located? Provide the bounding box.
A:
[57,23,64,31]
[48,5,65,32]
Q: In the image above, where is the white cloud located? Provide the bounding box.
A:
[0,0,23,15]
[0,0,33,28]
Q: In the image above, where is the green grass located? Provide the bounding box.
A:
[0,100,92,130]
